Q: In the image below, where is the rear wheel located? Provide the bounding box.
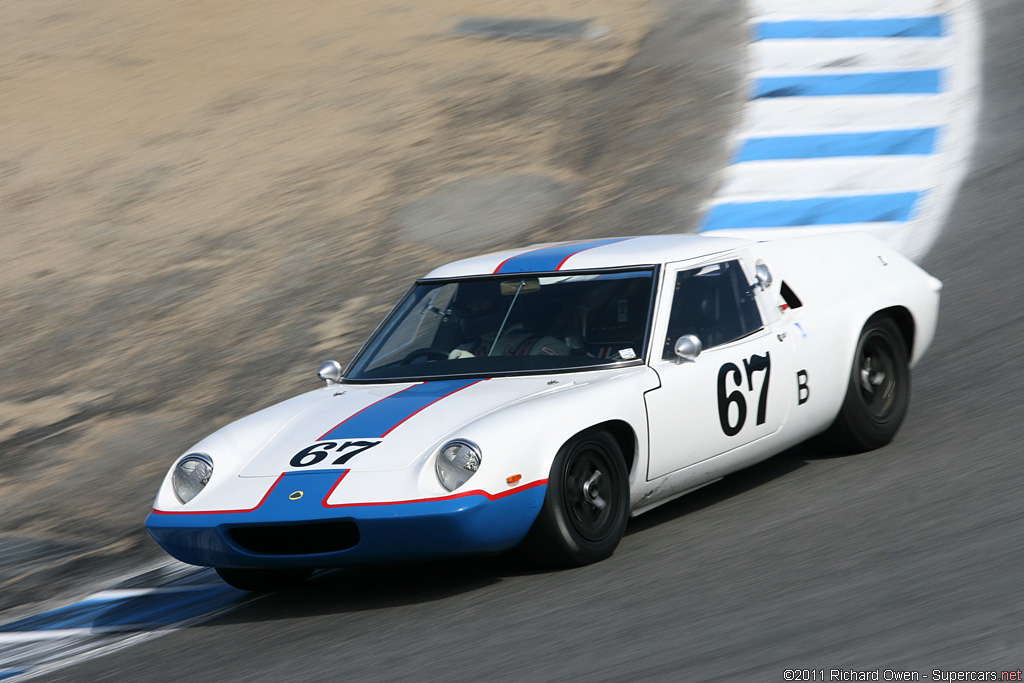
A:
[215,567,313,592]
[520,429,629,568]
[813,316,910,453]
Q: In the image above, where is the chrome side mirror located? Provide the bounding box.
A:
[673,334,702,362]
[755,261,773,290]
[317,360,343,386]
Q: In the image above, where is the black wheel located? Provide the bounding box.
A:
[813,316,910,453]
[215,567,313,592]
[520,429,629,568]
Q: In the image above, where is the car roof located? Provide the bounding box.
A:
[424,234,754,279]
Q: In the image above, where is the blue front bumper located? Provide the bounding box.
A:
[145,470,547,569]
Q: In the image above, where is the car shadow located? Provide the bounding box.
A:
[207,556,524,625]
[624,443,817,535]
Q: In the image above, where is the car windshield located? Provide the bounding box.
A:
[346,268,657,382]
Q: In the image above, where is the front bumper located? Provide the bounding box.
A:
[145,470,547,569]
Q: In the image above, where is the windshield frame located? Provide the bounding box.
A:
[342,265,661,384]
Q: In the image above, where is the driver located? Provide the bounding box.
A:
[491,326,569,357]
[448,294,568,359]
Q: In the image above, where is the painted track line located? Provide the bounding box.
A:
[700,0,982,261]
[746,95,951,133]
[753,38,949,73]
[749,0,948,17]
[720,156,942,196]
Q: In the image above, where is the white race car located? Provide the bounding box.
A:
[146,233,941,591]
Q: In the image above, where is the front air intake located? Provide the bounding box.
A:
[228,521,360,555]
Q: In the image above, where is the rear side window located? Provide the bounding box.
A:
[662,260,763,358]
[780,281,803,309]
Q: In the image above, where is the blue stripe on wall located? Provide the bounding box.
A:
[495,238,629,273]
[754,70,942,98]
[754,16,945,40]
[700,192,923,230]
[321,379,480,440]
[735,128,939,161]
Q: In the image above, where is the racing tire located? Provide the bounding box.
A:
[812,316,910,454]
[520,428,629,568]
[215,567,313,593]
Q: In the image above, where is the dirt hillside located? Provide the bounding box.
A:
[0,0,744,616]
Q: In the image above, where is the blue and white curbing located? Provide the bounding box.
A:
[699,0,982,262]
[0,563,247,680]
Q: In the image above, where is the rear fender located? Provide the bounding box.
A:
[747,233,941,437]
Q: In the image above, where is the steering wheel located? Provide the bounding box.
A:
[400,347,452,365]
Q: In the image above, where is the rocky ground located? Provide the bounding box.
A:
[0,0,745,617]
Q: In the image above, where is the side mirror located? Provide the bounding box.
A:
[755,261,773,290]
[673,334,702,362]
[317,360,343,386]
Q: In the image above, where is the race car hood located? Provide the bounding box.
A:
[235,376,581,477]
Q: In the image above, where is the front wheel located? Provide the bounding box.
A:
[520,429,629,568]
[215,567,313,592]
[813,316,910,453]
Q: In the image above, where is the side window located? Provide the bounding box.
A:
[662,260,763,358]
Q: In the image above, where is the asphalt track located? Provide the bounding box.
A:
[41,0,1024,680]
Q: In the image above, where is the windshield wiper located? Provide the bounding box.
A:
[487,280,525,356]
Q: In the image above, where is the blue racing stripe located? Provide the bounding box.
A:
[755,70,942,98]
[700,192,923,230]
[494,238,629,274]
[0,587,240,632]
[0,671,29,681]
[735,128,939,161]
[754,16,945,40]
[320,379,481,440]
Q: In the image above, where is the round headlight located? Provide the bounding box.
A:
[435,440,481,492]
[172,454,214,504]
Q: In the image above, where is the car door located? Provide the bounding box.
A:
[644,256,795,480]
